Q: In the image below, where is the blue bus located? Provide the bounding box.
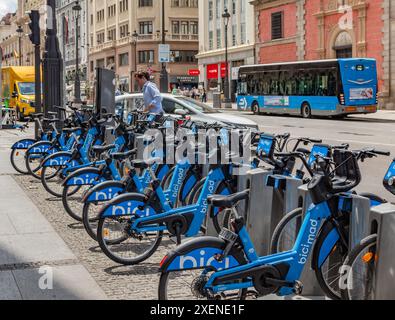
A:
[236,58,378,118]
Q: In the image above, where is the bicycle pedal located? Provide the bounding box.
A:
[293,281,303,295]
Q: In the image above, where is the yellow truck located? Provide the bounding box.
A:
[1,66,42,120]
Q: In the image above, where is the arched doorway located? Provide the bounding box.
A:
[333,31,353,58]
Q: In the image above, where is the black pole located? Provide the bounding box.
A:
[34,43,42,138]
[134,38,137,92]
[43,0,64,125]
[74,9,81,103]
[159,0,168,93]
[18,35,22,66]
[223,9,231,108]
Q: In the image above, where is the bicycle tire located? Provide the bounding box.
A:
[340,234,377,300]
[270,207,303,254]
[10,149,29,174]
[97,193,163,265]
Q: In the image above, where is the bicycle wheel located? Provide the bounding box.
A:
[25,152,46,180]
[62,185,91,222]
[270,207,303,254]
[158,241,248,300]
[161,166,175,190]
[82,201,104,241]
[97,194,163,265]
[41,166,78,198]
[10,149,28,174]
[340,234,377,300]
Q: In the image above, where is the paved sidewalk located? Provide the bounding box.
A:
[0,128,107,300]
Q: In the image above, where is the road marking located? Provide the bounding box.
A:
[325,138,395,148]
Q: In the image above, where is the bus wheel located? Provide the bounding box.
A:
[252,102,259,115]
[301,103,312,118]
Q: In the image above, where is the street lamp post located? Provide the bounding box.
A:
[132,30,138,92]
[72,1,82,103]
[159,0,168,93]
[16,26,23,66]
[222,8,232,109]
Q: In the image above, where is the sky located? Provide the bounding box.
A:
[0,0,17,16]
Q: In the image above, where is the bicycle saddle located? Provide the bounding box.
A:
[55,106,67,112]
[92,144,116,153]
[111,149,137,160]
[31,113,44,118]
[63,127,81,133]
[132,157,162,169]
[208,189,250,208]
[43,118,60,123]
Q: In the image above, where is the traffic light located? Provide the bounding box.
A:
[28,10,40,46]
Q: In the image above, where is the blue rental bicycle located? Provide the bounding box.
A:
[10,113,57,174]
[157,147,390,300]
[38,113,115,197]
[340,158,395,300]
[25,105,89,179]
[61,115,174,222]
[94,123,254,265]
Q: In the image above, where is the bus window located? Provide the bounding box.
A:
[238,81,247,95]
[328,71,337,96]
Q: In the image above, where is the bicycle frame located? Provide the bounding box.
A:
[102,165,228,237]
[198,201,334,296]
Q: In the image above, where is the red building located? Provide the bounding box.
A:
[252,0,395,108]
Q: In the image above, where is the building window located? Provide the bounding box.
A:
[119,53,129,66]
[139,0,153,6]
[120,24,129,38]
[271,12,283,40]
[170,50,198,63]
[139,50,154,63]
[139,21,153,34]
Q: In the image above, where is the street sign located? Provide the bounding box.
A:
[188,69,200,76]
[158,44,170,63]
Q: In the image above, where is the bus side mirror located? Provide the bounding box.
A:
[12,91,18,98]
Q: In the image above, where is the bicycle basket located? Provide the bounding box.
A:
[383,159,395,195]
[332,149,361,193]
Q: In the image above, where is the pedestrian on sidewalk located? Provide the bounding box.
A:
[201,88,207,103]
[135,71,164,121]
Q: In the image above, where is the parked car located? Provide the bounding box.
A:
[115,93,258,129]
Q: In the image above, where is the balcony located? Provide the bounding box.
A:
[89,40,116,54]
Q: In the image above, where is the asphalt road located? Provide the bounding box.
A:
[230,111,395,200]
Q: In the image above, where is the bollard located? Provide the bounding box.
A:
[244,168,303,256]
[368,202,395,299]
[135,134,145,160]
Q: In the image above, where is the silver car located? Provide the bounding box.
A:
[115,93,258,129]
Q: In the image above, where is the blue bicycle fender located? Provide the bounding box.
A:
[26,141,54,155]
[83,181,125,203]
[62,167,106,187]
[317,228,340,268]
[101,193,157,218]
[181,174,197,202]
[157,164,170,181]
[41,152,76,167]
[11,139,36,150]
[160,237,241,272]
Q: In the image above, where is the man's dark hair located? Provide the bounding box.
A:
[135,71,150,81]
